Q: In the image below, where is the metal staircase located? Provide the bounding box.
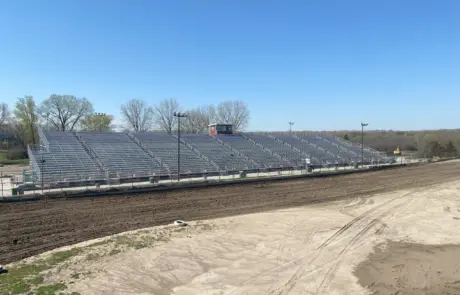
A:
[73,132,107,173]
[269,134,320,165]
[171,134,221,172]
[125,133,171,175]
[240,133,294,168]
[293,134,341,161]
[212,136,260,168]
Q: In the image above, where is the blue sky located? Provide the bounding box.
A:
[1,0,459,131]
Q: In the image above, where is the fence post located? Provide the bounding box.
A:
[1,169,3,198]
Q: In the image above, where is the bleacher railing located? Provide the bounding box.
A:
[127,133,171,175]
[38,128,50,150]
[171,134,221,172]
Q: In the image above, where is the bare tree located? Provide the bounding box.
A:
[152,98,181,133]
[14,96,39,146]
[216,100,250,131]
[182,105,217,133]
[182,108,204,133]
[39,94,93,131]
[120,99,154,132]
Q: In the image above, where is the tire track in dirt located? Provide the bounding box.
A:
[314,194,417,294]
[228,183,448,295]
[266,184,437,295]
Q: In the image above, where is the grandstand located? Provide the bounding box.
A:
[28,124,391,186]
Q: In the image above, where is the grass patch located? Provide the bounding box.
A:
[111,232,169,250]
[133,242,148,250]
[9,281,30,294]
[48,249,81,265]
[0,248,80,295]
[0,159,29,165]
[87,240,110,248]
[113,236,148,249]
[28,275,45,285]
[35,283,67,295]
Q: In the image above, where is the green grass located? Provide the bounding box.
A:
[35,283,67,295]
[48,249,81,265]
[0,158,29,165]
[28,275,45,285]
[8,281,30,294]
[0,248,80,295]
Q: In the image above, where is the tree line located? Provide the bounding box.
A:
[333,130,460,158]
[0,95,250,152]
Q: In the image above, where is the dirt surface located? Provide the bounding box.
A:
[29,171,460,295]
[355,241,460,295]
[0,164,27,175]
[1,161,460,265]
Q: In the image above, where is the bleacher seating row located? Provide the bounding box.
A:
[28,130,391,184]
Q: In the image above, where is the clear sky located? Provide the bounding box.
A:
[0,0,459,131]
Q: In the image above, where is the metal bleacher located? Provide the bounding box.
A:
[271,134,335,164]
[78,132,162,178]
[182,134,256,171]
[28,128,391,186]
[319,133,388,162]
[243,133,313,167]
[30,131,106,183]
[216,134,292,168]
[296,134,353,163]
[133,132,219,174]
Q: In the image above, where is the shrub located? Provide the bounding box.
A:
[5,149,27,160]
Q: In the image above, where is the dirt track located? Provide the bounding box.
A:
[1,161,459,265]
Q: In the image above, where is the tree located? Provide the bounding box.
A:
[0,103,9,127]
[216,100,250,131]
[343,134,349,141]
[453,137,460,156]
[152,98,181,133]
[120,99,153,132]
[80,113,114,132]
[13,96,39,146]
[39,94,93,131]
[7,119,28,149]
[416,133,441,158]
[182,105,217,133]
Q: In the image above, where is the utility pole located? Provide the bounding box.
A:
[289,122,294,135]
[173,112,188,181]
[361,122,368,167]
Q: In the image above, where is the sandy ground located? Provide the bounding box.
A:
[11,176,457,295]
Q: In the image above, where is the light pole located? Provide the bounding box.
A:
[361,122,368,166]
[94,112,106,132]
[40,144,47,194]
[289,122,294,135]
[173,112,188,181]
